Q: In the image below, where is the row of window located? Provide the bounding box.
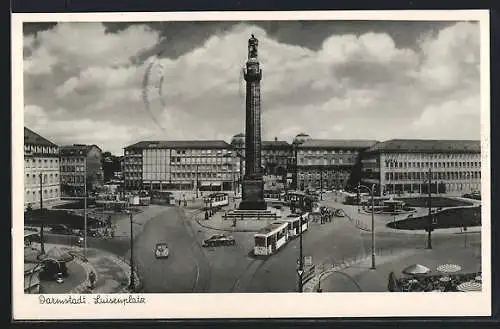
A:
[384,152,479,160]
[142,164,235,172]
[262,150,292,156]
[385,160,481,169]
[61,176,86,184]
[60,157,86,164]
[143,172,233,180]
[382,183,480,192]
[384,171,481,181]
[25,188,60,202]
[298,171,350,178]
[25,173,59,185]
[143,156,236,165]
[141,149,229,156]
[298,149,359,155]
[25,144,58,155]
[299,158,355,165]
[60,165,86,172]
[24,158,59,169]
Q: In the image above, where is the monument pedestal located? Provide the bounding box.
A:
[239,179,267,210]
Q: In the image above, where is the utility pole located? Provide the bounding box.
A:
[39,173,45,254]
[320,170,323,201]
[129,211,135,292]
[370,183,375,269]
[298,215,304,292]
[427,167,433,249]
[195,164,199,198]
[84,158,88,258]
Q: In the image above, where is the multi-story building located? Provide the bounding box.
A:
[123,140,238,192]
[60,144,104,197]
[24,127,61,210]
[262,139,293,176]
[360,139,481,196]
[294,135,378,191]
[230,133,294,193]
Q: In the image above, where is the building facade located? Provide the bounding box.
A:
[360,139,481,196]
[230,133,294,193]
[24,127,61,210]
[60,144,104,197]
[295,137,378,191]
[123,141,239,192]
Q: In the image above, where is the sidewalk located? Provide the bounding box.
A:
[188,200,292,233]
[112,205,169,238]
[40,243,138,294]
[306,242,481,293]
[320,197,481,236]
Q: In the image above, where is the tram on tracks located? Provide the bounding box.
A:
[282,213,310,238]
[253,221,289,256]
[204,192,229,210]
[253,212,310,256]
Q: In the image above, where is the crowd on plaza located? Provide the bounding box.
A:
[389,271,482,292]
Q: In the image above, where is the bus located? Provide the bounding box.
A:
[282,213,310,237]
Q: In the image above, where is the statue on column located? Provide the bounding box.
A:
[248,34,258,59]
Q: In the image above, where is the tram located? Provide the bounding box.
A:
[253,221,289,256]
[204,192,229,210]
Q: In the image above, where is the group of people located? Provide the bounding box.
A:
[389,271,481,292]
[318,206,335,224]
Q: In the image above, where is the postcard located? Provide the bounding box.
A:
[12,9,491,319]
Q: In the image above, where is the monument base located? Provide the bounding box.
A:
[239,179,267,210]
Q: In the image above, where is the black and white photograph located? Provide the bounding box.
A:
[12,10,491,319]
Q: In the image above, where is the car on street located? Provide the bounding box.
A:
[49,224,73,235]
[202,234,236,247]
[154,242,170,259]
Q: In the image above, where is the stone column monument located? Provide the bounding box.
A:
[239,34,267,210]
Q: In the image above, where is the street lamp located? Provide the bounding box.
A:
[297,214,304,292]
[38,173,46,255]
[357,183,376,269]
[126,210,135,292]
[423,167,433,250]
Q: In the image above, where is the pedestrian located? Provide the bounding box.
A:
[89,270,96,290]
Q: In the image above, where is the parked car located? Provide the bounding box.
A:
[154,242,170,259]
[202,234,236,247]
[49,224,72,235]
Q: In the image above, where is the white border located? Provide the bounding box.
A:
[12,10,491,320]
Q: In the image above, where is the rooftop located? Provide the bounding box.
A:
[60,144,101,156]
[366,139,481,153]
[262,140,291,148]
[125,140,231,150]
[24,127,58,148]
[298,139,378,149]
[256,221,288,235]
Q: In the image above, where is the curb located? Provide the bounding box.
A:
[66,249,98,294]
[194,218,261,233]
[303,256,370,292]
[65,246,141,294]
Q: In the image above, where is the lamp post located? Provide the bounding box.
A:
[357,183,376,269]
[128,210,135,292]
[38,173,46,255]
[297,214,304,292]
[426,167,433,250]
[320,170,323,201]
[83,157,88,258]
[195,164,199,199]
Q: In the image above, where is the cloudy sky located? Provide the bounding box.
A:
[23,20,481,155]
